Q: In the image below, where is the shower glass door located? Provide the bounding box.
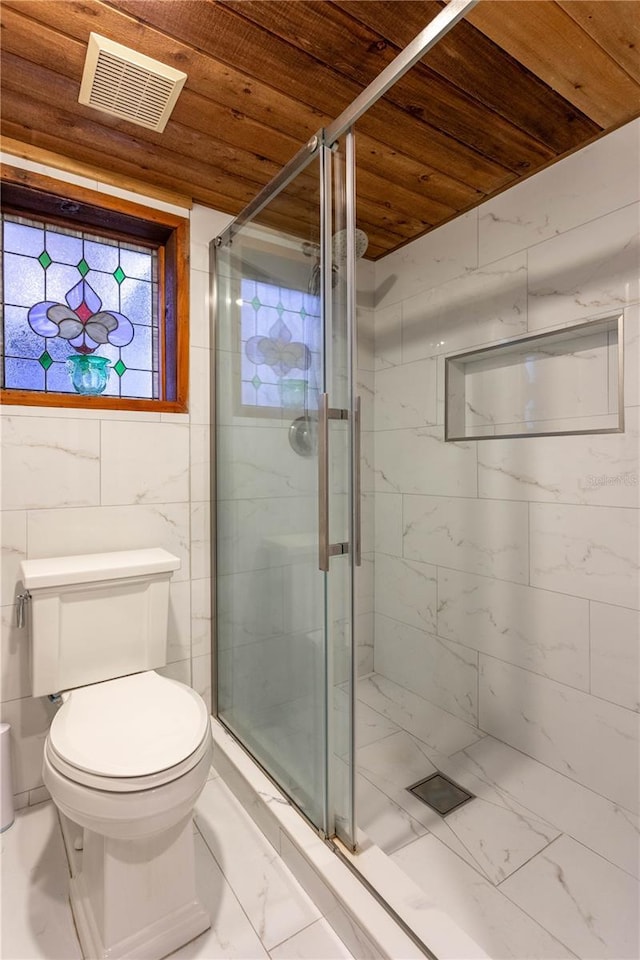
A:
[213,135,356,844]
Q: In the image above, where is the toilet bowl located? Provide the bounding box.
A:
[21,549,213,960]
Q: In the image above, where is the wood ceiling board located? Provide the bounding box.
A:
[463,0,640,127]
[557,1,640,84]
[223,0,562,173]
[335,0,601,152]
[107,0,517,192]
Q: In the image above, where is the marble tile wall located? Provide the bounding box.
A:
[371,119,640,813]
[0,154,232,798]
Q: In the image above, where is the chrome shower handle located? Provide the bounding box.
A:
[354,395,362,568]
[318,394,349,572]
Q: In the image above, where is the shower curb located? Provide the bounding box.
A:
[207,718,488,960]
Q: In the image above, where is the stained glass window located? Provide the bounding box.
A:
[1,214,159,399]
[239,278,321,414]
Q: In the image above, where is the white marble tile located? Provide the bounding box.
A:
[357,674,483,759]
[190,346,211,425]
[530,502,639,608]
[478,655,640,812]
[0,803,82,959]
[1,604,30,702]
[392,833,575,959]
[373,493,402,557]
[374,359,437,430]
[501,835,640,960]
[192,654,212,714]
[191,577,211,659]
[402,251,527,363]
[375,614,478,726]
[357,305,375,373]
[168,835,268,958]
[437,569,590,689]
[403,495,529,584]
[590,602,640,712]
[27,502,191,582]
[374,210,477,311]
[527,203,640,331]
[374,303,402,370]
[624,303,640,407]
[190,501,210,581]
[100,420,190,505]
[478,406,639,507]
[28,784,50,806]
[459,735,640,880]
[0,510,26,606]
[190,267,211,350]
[1,417,100,510]
[374,426,477,498]
[355,773,427,856]
[217,568,284,648]
[270,918,353,959]
[217,426,316,500]
[195,779,321,950]
[479,118,640,265]
[0,695,56,794]
[374,554,437,634]
[167,579,191,664]
[157,658,191,686]
[190,424,210,503]
[217,497,318,576]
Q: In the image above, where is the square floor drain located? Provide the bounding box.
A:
[407,772,474,816]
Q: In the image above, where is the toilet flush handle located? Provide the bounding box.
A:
[16,590,31,629]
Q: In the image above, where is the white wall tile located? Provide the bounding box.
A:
[478,656,640,812]
[625,303,640,408]
[590,602,640,712]
[1,417,100,510]
[100,421,190,504]
[374,427,477,497]
[374,614,478,726]
[192,654,212,714]
[1,605,30,703]
[217,425,316,500]
[374,210,477,310]
[374,554,437,634]
[166,579,191,664]
[374,303,402,370]
[404,495,529,584]
[374,493,403,557]
[402,252,527,363]
[0,695,57,794]
[530,503,639,608]
[190,423,210,502]
[374,359,436,430]
[478,406,639,506]
[191,577,211,659]
[189,346,211,425]
[27,502,190,581]
[527,203,640,331]
[438,569,589,689]
[190,501,211,581]
[479,118,640,265]
[190,267,211,349]
[0,511,26,606]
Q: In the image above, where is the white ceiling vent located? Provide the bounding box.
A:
[79,33,187,132]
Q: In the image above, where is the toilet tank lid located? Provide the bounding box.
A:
[21,548,180,590]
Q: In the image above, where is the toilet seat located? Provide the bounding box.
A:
[47,671,211,792]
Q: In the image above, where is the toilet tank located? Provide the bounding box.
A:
[20,548,181,697]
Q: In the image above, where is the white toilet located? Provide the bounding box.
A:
[21,548,213,960]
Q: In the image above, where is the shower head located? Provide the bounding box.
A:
[332,228,369,264]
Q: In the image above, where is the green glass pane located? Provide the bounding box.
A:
[251,296,261,311]
[113,266,126,285]
[114,359,127,377]
[38,350,53,370]
[77,258,90,277]
[38,250,52,270]
[251,374,262,389]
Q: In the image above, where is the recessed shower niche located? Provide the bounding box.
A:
[445,315,624,441]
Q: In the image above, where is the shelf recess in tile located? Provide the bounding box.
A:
[445,315,624,441]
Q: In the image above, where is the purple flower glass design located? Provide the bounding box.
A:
[245,317,311,377]
[28,278,134,355]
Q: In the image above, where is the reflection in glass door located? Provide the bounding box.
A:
[213,134,356,843]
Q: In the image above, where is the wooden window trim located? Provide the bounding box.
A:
[0,164,189,414]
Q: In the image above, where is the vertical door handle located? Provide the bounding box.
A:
[318,393,330,572]
[354,395,362,567]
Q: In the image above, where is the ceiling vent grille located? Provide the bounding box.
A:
[79,34,187,132]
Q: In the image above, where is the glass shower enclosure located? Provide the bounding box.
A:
[212,131,359,847]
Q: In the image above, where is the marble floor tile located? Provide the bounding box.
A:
[0,803,82,960]
[270,919,353,959]
[357,673,483,757]
[195,779,321,950]
[356,772,428,855]
[456,736,640,880]
[167,836,268,959]
[392,834,576,959]
[500,835,640,960]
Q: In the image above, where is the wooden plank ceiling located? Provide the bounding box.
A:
[1,0,639,259]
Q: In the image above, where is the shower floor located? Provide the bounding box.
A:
[355,673,640,960]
